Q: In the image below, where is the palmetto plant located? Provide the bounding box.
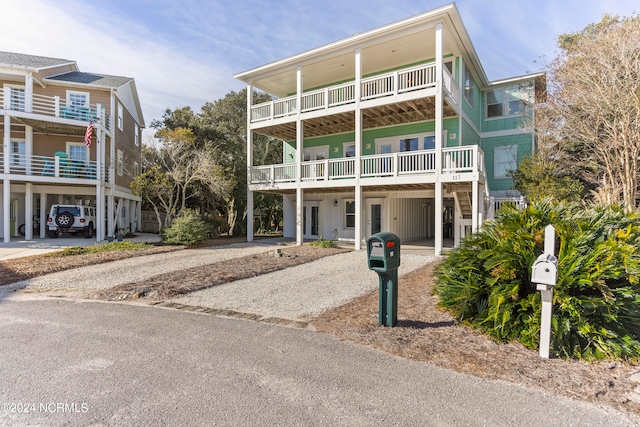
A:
[435,200,640,360]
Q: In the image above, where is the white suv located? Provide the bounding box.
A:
[47,205,96,238]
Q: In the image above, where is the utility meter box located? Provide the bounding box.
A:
[531,254,558,286]
[367,232,401,273]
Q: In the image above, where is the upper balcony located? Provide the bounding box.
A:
[0,88,111,132]
[249,61,460,140]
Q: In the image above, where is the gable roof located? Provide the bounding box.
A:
[0,51,76,71]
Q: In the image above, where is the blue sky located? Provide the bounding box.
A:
[1,0,637,139]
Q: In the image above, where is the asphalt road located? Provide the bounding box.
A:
[0,296,636,427]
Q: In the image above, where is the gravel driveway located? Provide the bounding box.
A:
[10,242,436,321]
[173,250,436,321]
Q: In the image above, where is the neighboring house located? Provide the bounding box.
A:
[235,3,544,255]
[0,51,144,242]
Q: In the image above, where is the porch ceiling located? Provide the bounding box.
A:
[254,98,457,141]
[4,116,87,136]
[253,182,472,195]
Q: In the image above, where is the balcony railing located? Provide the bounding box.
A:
[0,88,111,131]
[250,61,455,123]
[250,146,482,185]
[0,153,110,182]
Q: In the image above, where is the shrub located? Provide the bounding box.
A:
[309,235,338,248]
[162,210,210,245]
[435,199,640,360]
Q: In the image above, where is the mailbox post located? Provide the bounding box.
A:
[366,232,401,327]
[531,224,558,359]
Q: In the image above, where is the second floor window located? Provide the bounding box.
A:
[10,140,25,167]
[134,123,139,146]
[118,103,124,131]
[485,84,531,118]
[68,143,87,163]
[464,66,475,106]
[8,87,25,112]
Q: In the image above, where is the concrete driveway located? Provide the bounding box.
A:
[0,298,635,426]
[0,233,161,260]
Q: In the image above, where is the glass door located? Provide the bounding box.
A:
[303,202,320,238]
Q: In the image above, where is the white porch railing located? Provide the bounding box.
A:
[249,61,450,123]
[1,87,111,131]
[487,196,527,219]
[250,146,482,184]
[0,153,109,182]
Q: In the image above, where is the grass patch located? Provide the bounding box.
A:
[51,241,152,257]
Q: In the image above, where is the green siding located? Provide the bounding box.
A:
[461,59,482,129]
[461,119,480,147]
[481,133,533,191]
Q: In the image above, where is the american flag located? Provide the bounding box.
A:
[84,118,94,147]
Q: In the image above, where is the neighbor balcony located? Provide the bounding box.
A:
[0,88,111,131]
[249,61,459,125]
[0,153,110,183]
[250,145,483,189]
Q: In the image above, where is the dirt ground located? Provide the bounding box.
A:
[1,240,639,418]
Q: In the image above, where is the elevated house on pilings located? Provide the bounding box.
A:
[235,3,544,254]
[0,51,145,242]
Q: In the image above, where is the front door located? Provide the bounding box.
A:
[365,198,384,238]
[303,201,320,239]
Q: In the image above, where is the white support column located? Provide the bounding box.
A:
[453,192,461,248]
[25,74,33,113]
[296,187,304,245]
[434,22,444,256]
[295,66,304,246]
[435,182,443,256]
[40,192,47,239]
[96,185,104,241]
[25,183,33,240]
[355,185,362,250]
[354,48,363,250]
[472,179,479,233]
[25,126,33,176]
[246,83,254,243]
[4,114,10,175]
[3,180,9,242]
[107,194,115,238]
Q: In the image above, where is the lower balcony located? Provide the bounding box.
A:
[0,153,110,183]
[250,146,484,191]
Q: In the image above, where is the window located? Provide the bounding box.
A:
[67,142,87,163]
[134,123,139,146]
[7,86,25,112]
[423,136,436,150]
[375,132,443,153]
[400,138,419,152]
[344,143,355,157]
[117,103,124,131]
[494,145,517,179]
[67,91,89,108]
[485,84,531,118]
[10,140,25,167]
[133,161,139,177]
[344,200,355,229]
[464,66,475,106]
[117,150,123,176]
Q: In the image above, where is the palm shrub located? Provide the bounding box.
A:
[435,200,640,360]
[162,210,210,245]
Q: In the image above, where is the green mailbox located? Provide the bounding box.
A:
[366,232,401,327]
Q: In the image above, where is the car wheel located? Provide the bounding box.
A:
[47,229,59,238]
[83,224,94,238]
[55,212,74,228]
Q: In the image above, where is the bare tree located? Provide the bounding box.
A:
[539,15,640,211]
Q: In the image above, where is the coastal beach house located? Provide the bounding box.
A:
[0,51,144,242]
[235,3,544,254]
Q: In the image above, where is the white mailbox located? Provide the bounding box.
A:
[531,254,558,286]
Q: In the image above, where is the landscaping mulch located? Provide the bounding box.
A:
[311,260,640,418]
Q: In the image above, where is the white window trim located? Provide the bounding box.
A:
[484,85,531,120]
[66,141,89,163]
[342,141,356,157]
[464,66,475,108]
[494,145,518,179]
[10,139,26,167]
[134,123,140,146]
[374,131,447,154]
[117,103,124,131]
[344,199,355,230]
[117,149,124,176]
[303,145,330,161]
[66,90,90,108]
[4,84,25,111]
